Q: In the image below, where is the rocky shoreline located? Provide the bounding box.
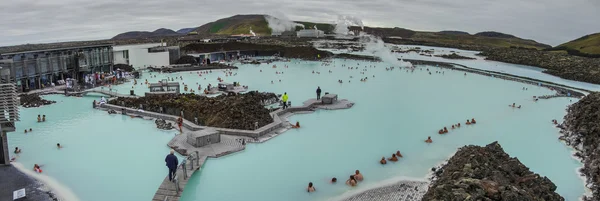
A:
[423,142,564,200]
[558,92,600,200]
[19,94,57,108]
[434,53,476,60]
[478,48,600,85]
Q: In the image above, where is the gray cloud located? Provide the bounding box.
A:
[1,0,598,46]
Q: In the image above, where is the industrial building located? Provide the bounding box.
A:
[271,31,297,38]
[297,29,325,38]
[113,43,180,69]
[0,44,113,92]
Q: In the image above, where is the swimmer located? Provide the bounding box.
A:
[354,170,364,181]
[271,81,274,84]
[37,115,41,122]
[425,136,433,143]
[457,123,461,127]
[438,129,444,134]
[471,118,476,124]
[396,151,403,158]
[57,143,62,149]
[42,115,46,122]
[346,175,357,187]
[380,157,387,164]
[452,125,455,129]
[331,177,337,183]
[33,164,42,173]
[517,105,521,109]
[307,182,315,192]
[29,128,32,132]
[24,129,27,133]
[388,154,398,162]
[291,121,301,128]
[443,127,448,133]
[14,147,21,154]
[466,120,471,125]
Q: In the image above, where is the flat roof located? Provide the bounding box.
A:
[0,43,114,56]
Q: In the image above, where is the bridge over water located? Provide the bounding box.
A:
[67,88,136,98]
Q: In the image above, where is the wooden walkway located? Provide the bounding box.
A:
[152,135,245,201]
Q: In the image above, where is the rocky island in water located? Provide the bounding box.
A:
[109,91,279,130]
[423,142,563,201]
[19,94,57,108]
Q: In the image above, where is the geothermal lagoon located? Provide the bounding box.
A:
[8,48,594,201]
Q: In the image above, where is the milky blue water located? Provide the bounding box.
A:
[7,56,590,201]
[8,95,182,201]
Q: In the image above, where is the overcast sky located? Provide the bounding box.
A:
[1,0,599,46]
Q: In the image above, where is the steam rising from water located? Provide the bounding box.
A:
[265,13,305,33]
[332,15,411,67]
[12,162,81,201]
[334,15,364,36]
[360,33,412,67]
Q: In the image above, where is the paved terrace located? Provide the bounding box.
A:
[96,97,354,201]
[341,180,429,201]
[0,165,55,201]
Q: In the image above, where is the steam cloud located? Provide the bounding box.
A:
[265,13,305,33]
[330,15,410,67]
[334,15,365,36]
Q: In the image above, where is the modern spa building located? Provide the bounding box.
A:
[0,44,113,92]
[112,43,180,69]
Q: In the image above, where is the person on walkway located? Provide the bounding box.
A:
[165,149,179,182]
[316,87,322,100]
[282,93,289,109]
[177,116,183,133]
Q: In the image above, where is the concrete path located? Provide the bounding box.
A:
[0,164,55,201]
[341,180,429,201]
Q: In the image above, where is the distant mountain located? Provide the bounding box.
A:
[438,31,470,35]
[111,28,180,40]
[193,14,271,35]
[176,28,196,34]
[108,15,550,50]
[555,32,600,57]
[474,31,517,38]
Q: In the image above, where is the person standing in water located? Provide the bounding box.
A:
[165,149,179,182]
[316,87,322,100]
[307,182,316,192]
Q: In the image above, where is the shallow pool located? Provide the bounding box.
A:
[176,59,584,201]
[8,57,589,201]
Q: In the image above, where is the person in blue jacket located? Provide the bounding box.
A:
[165,149,179,182]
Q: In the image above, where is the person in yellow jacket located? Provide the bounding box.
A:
[282,92,289,109]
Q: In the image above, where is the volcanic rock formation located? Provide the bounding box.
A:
[19,94,56,108]
[423,142,564,201]
[559,92,600,201]
[109,91,278,130]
